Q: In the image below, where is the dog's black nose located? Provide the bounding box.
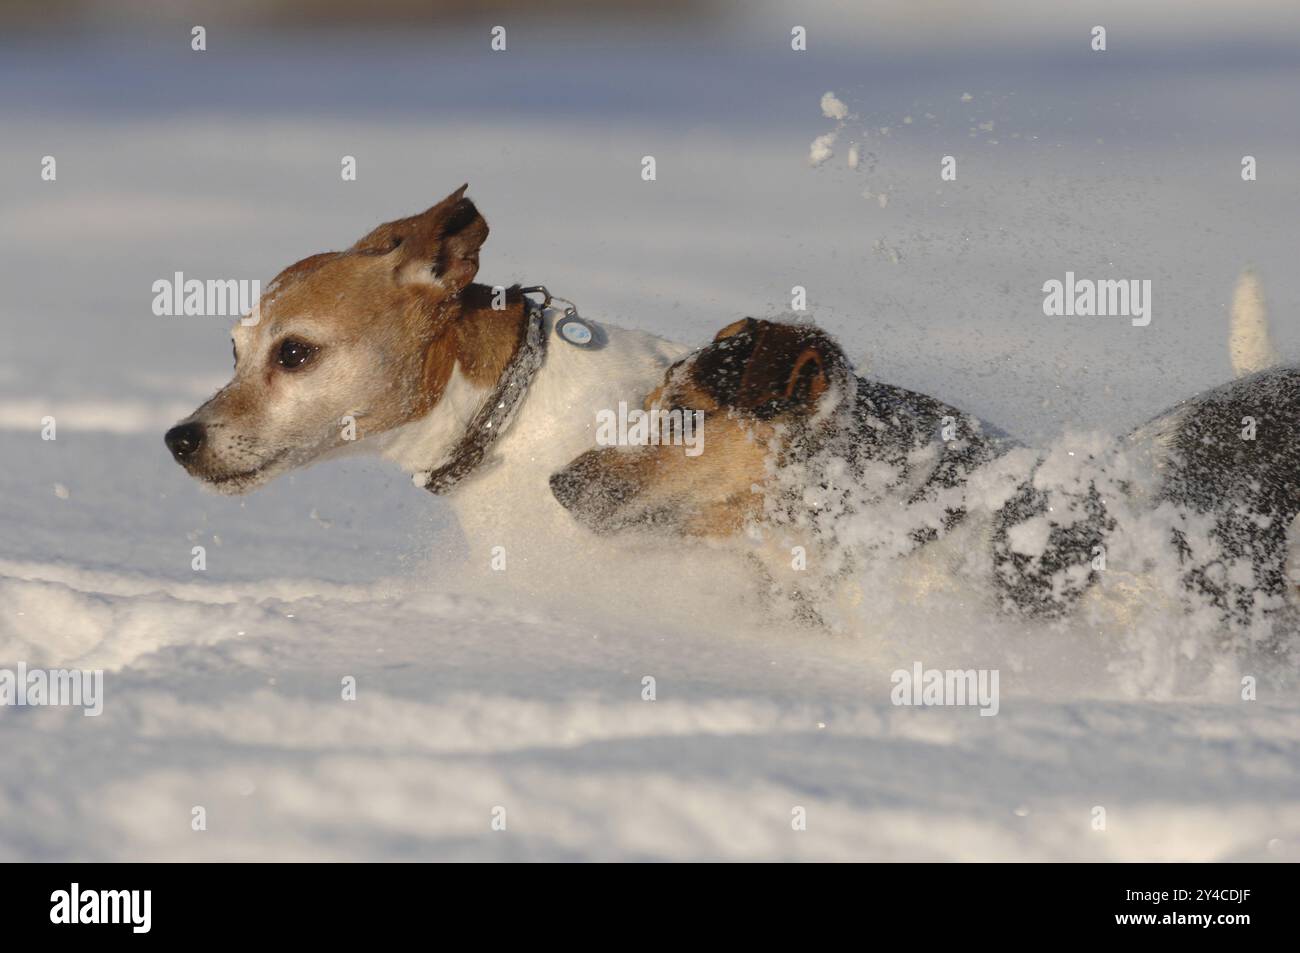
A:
[549,469,583,510]
[165,422,206,461]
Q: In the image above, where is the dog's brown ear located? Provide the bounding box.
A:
[695,320,845,418]
[713,317,760,341]
[351,184,489,294]
[739,323,841,414]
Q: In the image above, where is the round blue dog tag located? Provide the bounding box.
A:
[556,313,594,347]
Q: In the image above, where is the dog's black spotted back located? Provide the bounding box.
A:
[1156,366,1300,627]
[990,366,1300,626]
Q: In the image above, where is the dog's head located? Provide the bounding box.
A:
[549,318,855,537]
[165,186,506,493]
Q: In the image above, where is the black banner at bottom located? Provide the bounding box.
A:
[0,861,1288,940]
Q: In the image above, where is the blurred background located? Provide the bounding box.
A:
[1,0,1298,580]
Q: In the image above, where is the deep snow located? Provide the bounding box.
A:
[2,10,1299,860]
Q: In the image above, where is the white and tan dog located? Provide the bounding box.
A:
[165,186,688,569]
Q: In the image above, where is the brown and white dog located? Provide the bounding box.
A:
[165,186,688,569]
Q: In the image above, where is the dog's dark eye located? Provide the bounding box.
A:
[277,339,317,370]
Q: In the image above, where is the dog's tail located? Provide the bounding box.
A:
[1229,268,1279,377]
[1227,268,1298,591]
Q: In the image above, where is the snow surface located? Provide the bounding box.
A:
[2,11,1299,860]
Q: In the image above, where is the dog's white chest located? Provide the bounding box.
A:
[414,313,688,572]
